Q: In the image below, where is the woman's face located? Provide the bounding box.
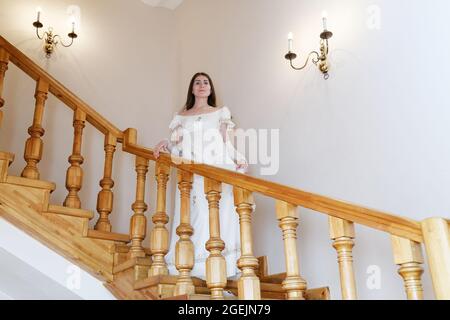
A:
[192,75,211,99]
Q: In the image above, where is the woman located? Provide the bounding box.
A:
[154,72,249,280]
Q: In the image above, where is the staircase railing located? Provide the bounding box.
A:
[0,35,449,300]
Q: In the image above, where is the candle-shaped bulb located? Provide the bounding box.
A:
[322,11,328,30]
[287,32,293,52]
[69,15,76,32]
[36,6,42,22]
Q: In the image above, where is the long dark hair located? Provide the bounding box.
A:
[184,72,217,110]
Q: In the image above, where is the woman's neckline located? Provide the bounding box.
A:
[177,107,223,117]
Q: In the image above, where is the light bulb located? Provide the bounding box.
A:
[322,11,328,30]
[287,32,293,52]
[36,6,43,22]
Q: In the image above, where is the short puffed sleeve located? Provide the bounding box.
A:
[168,114,183,145]
[169,114,181,131]
[219,106,236,131]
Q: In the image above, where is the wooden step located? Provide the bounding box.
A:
[226,279,330,300]
[47,204,94,219]
[134,274,207,290]
[87,229,130,243]
[110,244,152,265]
[113,256,152,274]
[5,175,56,191]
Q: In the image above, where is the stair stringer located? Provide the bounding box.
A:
[0,181,119,282]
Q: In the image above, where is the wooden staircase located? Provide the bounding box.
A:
[0,34,449,300]
[0,151,328,299]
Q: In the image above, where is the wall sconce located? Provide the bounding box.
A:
[285,12,333,79]
[32,7,78,58]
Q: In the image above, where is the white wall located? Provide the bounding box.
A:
[174,0,450,299]
[0,219,115,299]
[1,0,448,299]
[0,0,178,238]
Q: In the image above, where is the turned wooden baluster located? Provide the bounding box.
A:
[21,79,49,179]
[94,133,117,232]
[0,152,14,183]
[149,161,171,276]
[329,216,357,300]
[275,200,307,300]
[63,109,86,208]
[126,127,149,258]
[233,187,260,300]
[391,235,424,300]
[174,170,195,296]
[130,156,149,257]
[204,178,227,300]
[0,48,9,128]
[421,218,450,300]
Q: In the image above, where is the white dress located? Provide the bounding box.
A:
[165,106,247,280]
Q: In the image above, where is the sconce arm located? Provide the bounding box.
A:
[289,51,320,71]
[35,28,45,40]
[54,34,74,48]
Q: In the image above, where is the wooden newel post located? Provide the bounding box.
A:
[391,235,424,300]
[95,133,117,232]
[233,187,260,300]
[64,109,86,208]
[149,161,171,276]
[0,48,9,128]
[204,178,227,300]
[421,217,450,300]
[329,216,357,300]
[174,170,195,296]
[21,79,49,179]
[275,200,307,300]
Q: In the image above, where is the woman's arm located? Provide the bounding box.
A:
[154,118,183,158]
[220,123,249,173]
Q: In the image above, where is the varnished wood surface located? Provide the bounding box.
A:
[421,218,450,299]
[6,175,55,191]
[87,229,130,243]
[329,217,357,300]
[48,204,93,219]
[391,235,424,300]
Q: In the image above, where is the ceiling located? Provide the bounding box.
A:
[141,0,184,10]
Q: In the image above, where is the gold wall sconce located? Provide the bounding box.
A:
[285,12,333,79]
[33,7,78,58]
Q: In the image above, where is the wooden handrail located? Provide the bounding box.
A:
[0,35,123,141]
[122,128,423,243]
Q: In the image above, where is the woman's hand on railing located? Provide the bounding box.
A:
[236,158,249,173]
[154,139,170,159]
